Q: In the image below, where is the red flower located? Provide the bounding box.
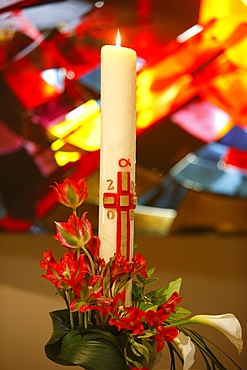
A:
[110,289,126,313]
[70,275,113,315]
[73,274,103,298]
[40,249,57,269]
[110,253,132,281]
[109,306,145,335]
[40,250,87,290]
[132,253,148,278]
[54,212,93,249]
[70,298,110,315]
[153,326,178,352]
[87,235,101,259]
[145,293,182,332]
[145,309,169,328]
[51,178,88,208]
[160,292,182,314]
[40,250,60,287]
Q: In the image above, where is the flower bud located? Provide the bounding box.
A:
[51,178,88,208]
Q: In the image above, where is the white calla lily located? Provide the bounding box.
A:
[188,313,243,354]
[174,332,195,370]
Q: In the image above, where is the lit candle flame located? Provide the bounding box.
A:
[116,29,121,47]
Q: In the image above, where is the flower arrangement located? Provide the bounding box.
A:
[41,178,243,370]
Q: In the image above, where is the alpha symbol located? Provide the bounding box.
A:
[118,158,131,168]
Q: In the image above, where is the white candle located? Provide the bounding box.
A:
[99,31,137,262]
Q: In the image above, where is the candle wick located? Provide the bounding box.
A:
[116,29,121,47]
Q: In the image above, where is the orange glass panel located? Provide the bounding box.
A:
[136,19,231,133]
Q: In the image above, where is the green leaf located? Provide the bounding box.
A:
[142,277,182,308]
[136,273,146,284]
[139,301,154,311]
[45,310,74,366]
[103,266,111,292]
[144,277,158,285]
[80,282,89,299]
[59,329,128,370]
[125,356,142,369]
[136,268,156,286]
[145,290,166,306]
[168,277,182,295]
[78,328,125,352]
[169,306,191,321]
[158,278,182,299]
[130,343,142,357]
[73,300,85,311]
[132,342,150,363]
[147,267,156,277]
[46,310,71,345]
[142,338,154,352]
[140,330,157,339]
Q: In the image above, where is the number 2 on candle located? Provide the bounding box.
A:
[107,179,114,190]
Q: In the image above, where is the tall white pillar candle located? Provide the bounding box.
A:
[99,32,137,262]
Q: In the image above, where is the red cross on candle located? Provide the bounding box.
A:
[103,171,137,260]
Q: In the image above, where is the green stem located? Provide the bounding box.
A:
[78,311,83,327]
[72,204,95,274]
[171,319,192,327]
[65,290,74,330]
[81,244,95,275]
[73,206,95,275]
[84,312,88,329]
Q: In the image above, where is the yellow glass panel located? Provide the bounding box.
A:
[50,138,65,151]
[66,113,101,152]
[54,151,81,167]
[199,0,247,26]
[49,100,100,138]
